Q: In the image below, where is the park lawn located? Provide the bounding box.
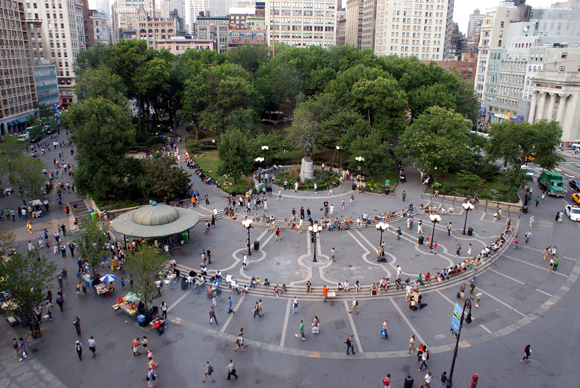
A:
[429,173,519,203]
[191,150,252,186]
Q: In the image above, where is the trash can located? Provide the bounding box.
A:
[418,235,424,245]
[138,314,147,327]
[90,212,97,221]
[522,205,528,214]
[182,232,189,243]
[404,374,414,388]
[254,240,259,251]
[385,187,390,195]
[467,227,473,236]
[352,183,357,190]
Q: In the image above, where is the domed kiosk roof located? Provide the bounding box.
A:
[111,202,199,239]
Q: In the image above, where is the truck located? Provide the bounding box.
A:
[538,171,565,197]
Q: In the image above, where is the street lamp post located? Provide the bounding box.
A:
[461,202,475,235]
[355,156,365,173]
[376,222,389,260]
[336,146,342,168]
[261,145,269,164]
[308,222,322,263]
[446,299,473,388]
[242,219,253,256]
[429,214,441,249]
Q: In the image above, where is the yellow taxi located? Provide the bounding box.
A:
[572,193,580,205]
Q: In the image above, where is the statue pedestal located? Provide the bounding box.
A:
[300,158,314,182]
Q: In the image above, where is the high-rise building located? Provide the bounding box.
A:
[111,0,155,42]
[361,0,376,50]
[476,3,580,130]
[265,0,338,49]
[0,0,37,134]
[24,0,85,106]
[160,0,184,19]
[374,0,450,60]
[467,9,483,39]
[134,5,179,49]
[442,0,453,60]
[345,0,362,48]
[89,9,110,44]
[551,0,580,9]
[184,0,208,34]
[196,15,229,53]
[33,61,59,107]
[336,17,346,45]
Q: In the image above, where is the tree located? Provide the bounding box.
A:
[74,66,127,105]
[185,137,202,155]
[143,157,191,198]
[226,44,270,75]
[0,249,57,334]
[63,97,136,199]
[347,130,395,177]
[217,128,256,183]
[70,216,110,277]
[11,156,47,200]
[399,106,475,177]
[124,246,167,311]
[488,119,564,191]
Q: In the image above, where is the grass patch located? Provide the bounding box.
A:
[191,150,252,187]
[429,173,519,203]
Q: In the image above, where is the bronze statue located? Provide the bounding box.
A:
[304,135,313,162]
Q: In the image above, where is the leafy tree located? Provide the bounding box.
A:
[226,44,270,74]
[399,106,475,177]
[185,137,202,155]
[143,157,191,198]
[347,130,394,177]
[217,128,256,183]
[64,97,136,199]
[350,76,408,138]
[70,216,110,277]
[456,171,484,188]
[74,66,127,105]
[488,119,564,174]
[0,249,57,333]
[11,156,47,199]
[74,42,114,76]
[454,75,481,126]
[124,245,167,311]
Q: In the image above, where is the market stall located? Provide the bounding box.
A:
[149,317,166,335]
[112,292,139,315]
[95,274,115,297]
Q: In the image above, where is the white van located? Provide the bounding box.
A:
[521,165,534,180]
[17,132,29,142]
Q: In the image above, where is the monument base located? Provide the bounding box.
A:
[300,158,314,182]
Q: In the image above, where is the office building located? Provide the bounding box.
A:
[265,0,338,48]
[196,15,229,53]
[111,0,155,42]
[374,0,451,60]
[0,0,37,134]
[184,0,208,34]
[361,0,376,50]
[135,5,180,49]
[467,8,483,39]
[156,36,215,53]
[336,17,345,45]
[89,9,110,44]
[33,60,59,107]
[345,0,362,48]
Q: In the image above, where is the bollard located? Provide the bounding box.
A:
[404,374,414,388]
[471,373,479,388]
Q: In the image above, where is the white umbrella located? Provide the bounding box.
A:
[100,274,116,283]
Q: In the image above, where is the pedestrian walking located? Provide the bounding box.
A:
[252,301,262,320]
[292,297,298,313]
[12,338,20,358]
[417,220,423,234]
[132,338,141,356]
[88,336,96,357]
[46,301,53,320]
[513,235,519,250]
[203,361,216,382]
[209,305,219,325]
[226,360,238,380]
[521,344,532,363]
[447,222,452,236]
[525,230,531,243]
[548,257,554,272]
[147,367,155,388]
[330,247,335,262]
[345,334,355,355]
[408,334,416,353]
[228,297,235,314]
[348,297,359,314]
[73,317,81,335]
[553,256,560,272]
[56,295,64,311]
[18,338,27,361]
[275,228,280,241]
[467,244,473,256]
[432,241,437,255]
[440,372,448,388]
[421,372,433,388]
[475,291,482,307]
[402,191,406,202]
[75,341,83,361]
[418,349,429,371]
[295,320,305,340]
[529,215,535,229]
[382,319,389,339]
[234,335,245,352]
[456,244,461,256]
[161,302,167,319]
[383,374,391,388]
[397,265,402,279]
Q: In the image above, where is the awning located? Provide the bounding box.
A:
[7,121,15,127]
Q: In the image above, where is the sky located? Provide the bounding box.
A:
[455,0,557,33]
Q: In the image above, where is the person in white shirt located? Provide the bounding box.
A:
[421,372,432,387]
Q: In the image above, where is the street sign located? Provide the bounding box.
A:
[450,301,462,338]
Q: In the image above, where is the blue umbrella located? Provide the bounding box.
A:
[100,274,116,283]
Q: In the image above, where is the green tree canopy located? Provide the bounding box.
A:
[143,157,191,198]
[124,245,167,310]
[217,128,256,183]
[70,216,110,277]
[11,156,47,200]
[399,106,475,176]
[348,130,395,177]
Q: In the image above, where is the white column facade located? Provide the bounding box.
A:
[547,93,557,121]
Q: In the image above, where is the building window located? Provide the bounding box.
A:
[559,66,565,71]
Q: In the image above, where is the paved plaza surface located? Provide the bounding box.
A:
[1,128,580,388]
